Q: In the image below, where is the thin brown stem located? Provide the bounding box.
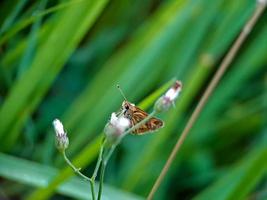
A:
[147,3,266,200]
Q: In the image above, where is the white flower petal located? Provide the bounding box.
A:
[154,80,182,112]
[110,113,118,125]
[165,87,181,101]
[118,117,130,128]
[53,119,65,137]
[105,112,130,139]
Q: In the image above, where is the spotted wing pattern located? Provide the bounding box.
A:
[129,105,164,135]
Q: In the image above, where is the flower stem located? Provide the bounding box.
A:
[89,180,96,200]
[62,150,90,181]
[92,139,105,180]
[90,139,106,200]
[62,150,95,200]
[97,157,106,200]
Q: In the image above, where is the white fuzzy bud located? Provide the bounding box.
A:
[53,119,69,151]
[104,113,130,143]
[154,81,182,112]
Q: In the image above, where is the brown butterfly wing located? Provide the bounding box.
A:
[130,106,164,135]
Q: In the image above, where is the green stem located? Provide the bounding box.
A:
[104,144,116,164]
[62,150,95,200]
[89,180,96,200]
[92,139,106,180]
[97,150,106,200]
[62,150,90,181]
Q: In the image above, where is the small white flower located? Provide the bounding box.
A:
[53,118,69,151]
[104,113,130,143]
[110,113,130,131]
[53,119,65,137]
[154,80,182,112]
[165,82,182,101]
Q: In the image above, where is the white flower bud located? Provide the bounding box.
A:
[104,113,130,143]
[53,119,65,137]
[257,0,267,5]
[53,119,69,151]
[154,81,182,112]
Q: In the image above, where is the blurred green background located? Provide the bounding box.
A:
[0,0,267,199]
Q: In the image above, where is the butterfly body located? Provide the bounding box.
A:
[121,100,164,135]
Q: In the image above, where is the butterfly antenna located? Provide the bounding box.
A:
[117,84,128,101]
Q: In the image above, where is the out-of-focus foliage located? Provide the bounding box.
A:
[0,0,266,199]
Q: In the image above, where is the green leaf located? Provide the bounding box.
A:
[0,0,88,46]
[0,0,29,36]
[0,153,143,200]
[193,140,267,200]
[0,0,109,151]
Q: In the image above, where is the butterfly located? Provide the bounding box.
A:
[119,100,164,135]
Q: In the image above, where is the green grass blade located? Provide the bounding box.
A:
[0,0,29,36]
[193,139,267,200]
[0,153,142,200]
[0,0,86,46]
[0,0,109,151]
[17,0,48,77]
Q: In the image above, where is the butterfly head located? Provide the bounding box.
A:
[122,100,135,110]
[121,101,135,119]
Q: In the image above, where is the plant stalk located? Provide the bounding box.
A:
[62,150,95,200]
